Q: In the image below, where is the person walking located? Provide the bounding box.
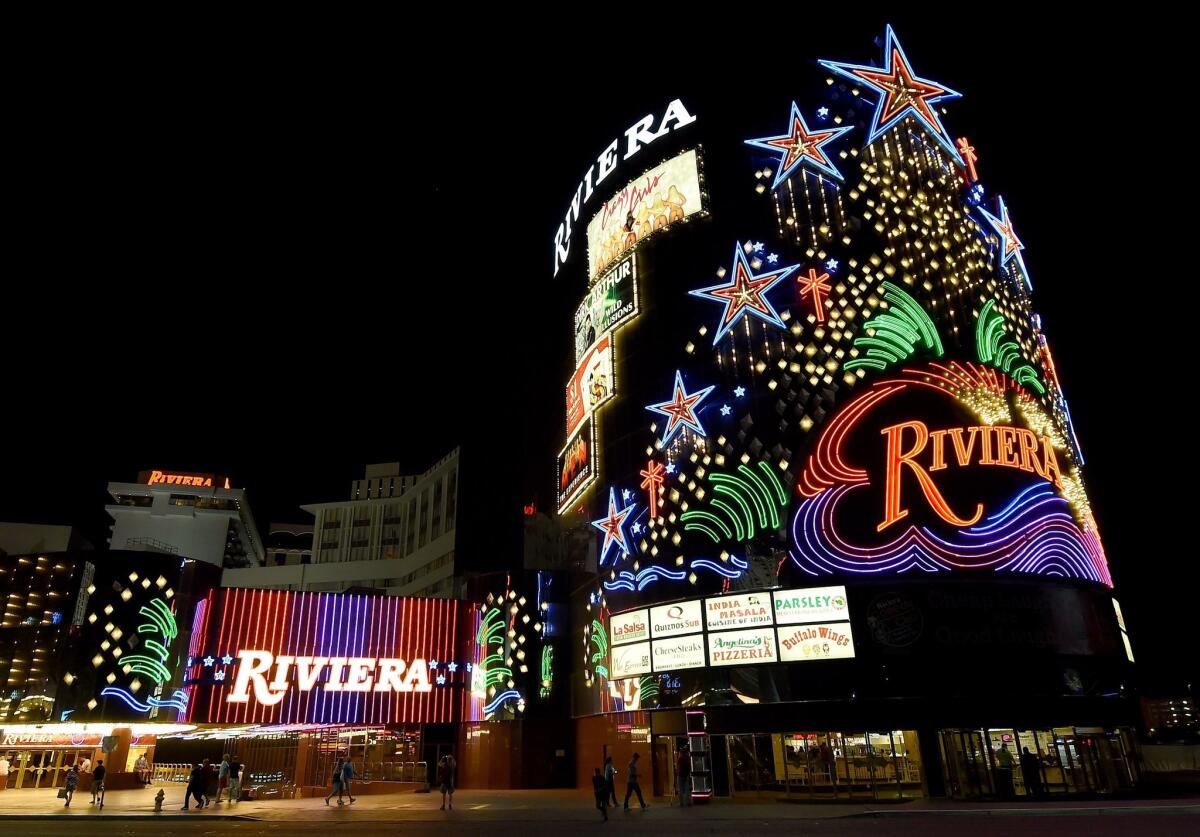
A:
[214,754,230,803]
[622,751,647,809]
[340,757,357,804]
[603,755,618,807]
[91,759,106,809]
[592,767,609,821]
[62,763,80,807]
[227,755,243,803]
[325,757,344,806]
[437,753,456,810]
[182,763,205,810]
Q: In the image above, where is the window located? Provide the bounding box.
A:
[418,489,430,549]
[431,478,444,539]
[445,470,457,530]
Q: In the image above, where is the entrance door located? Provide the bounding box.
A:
[939,730,990,799]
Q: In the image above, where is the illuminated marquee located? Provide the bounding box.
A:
[553,100,697,277]
[556,417,597,514]
[574,253,639,363]
[566,334,614,437]
[184,589,460,725]
[141,470,231,488]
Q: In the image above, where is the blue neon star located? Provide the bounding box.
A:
[591,486,637,565]
[978,195,1030,289]
[665,463,677,475]
[447,662,458,673]
[820,25,962,162]
[720,404,732,416]
[646,370,716,444]
[817,106,830,118]
[746,102,854,187]
[429,660,439,669]
[690,243,799,345]
[214,670,226,681]
[826,259,838,271]
[221,655,233,666]
[202,656,215,667]
[734,386,746,397]
[631,522,642,535]
[752,241,765,253]
[436,674,446,685]
[622,488,633,502]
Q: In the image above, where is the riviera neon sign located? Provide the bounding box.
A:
[879,419,1063,531]
[227,650,432,706]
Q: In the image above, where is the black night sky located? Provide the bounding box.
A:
[5,15,1195,694]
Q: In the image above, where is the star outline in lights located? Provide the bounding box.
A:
[745,101,853,187]
[720,404,732,416]
[220,655,233,666]
[734,386,746,397]
[202,656,215,667]
[690,243,800,345]
[646,369,716,444]
[819,24,962,162]
[591,486,637,565]
[978,195,1030,289]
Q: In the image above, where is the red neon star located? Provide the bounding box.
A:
[711,261,781,329]
[639,459,665,519]
[592,487,635,562]
[766,116,841,176]
[956,137,978,182]
[853,48,949,130]
[797,268,831,323]
[993,205,1023,260]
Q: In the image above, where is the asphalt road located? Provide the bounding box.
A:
[8,813,1200,836]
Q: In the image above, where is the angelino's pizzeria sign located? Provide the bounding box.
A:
[707,628,777,666]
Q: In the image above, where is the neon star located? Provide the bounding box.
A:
[956,137,979,181]
[691,243,800,344]
[721,404,732,416]
[639,459,665,518]
[817,106,830,118]
[646,370,716,444]
[202,656,215,667]
[825,259,838,271]
[622,488,633,502]
[447,662,458,673]
[746,102,853,187]
[820,25,962,161]
[752,241,765,253]
[797,268,832,323]
[767,253,779,264]
[631,523,642,535]
[591,486,637,565]
[221,655,233,666]
[978,195,1030,289]
[214,670,226,681]
[734,386,746,397]
[665,463,677,474]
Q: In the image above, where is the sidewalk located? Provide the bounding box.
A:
[1,787,1198,821]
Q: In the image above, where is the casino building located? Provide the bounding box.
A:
[554,26,1138,801]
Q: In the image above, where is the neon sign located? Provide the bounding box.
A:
[690,243,799,345]
[227,651,433,706]
[745,101,853,186]
[142,470,230,489]
[789,368,1109,585]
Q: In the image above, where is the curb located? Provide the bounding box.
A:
[847,804,1200,818]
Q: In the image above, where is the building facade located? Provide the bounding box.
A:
[106,470,263,568]
[222,453,458,597]
[553,27,1137,802]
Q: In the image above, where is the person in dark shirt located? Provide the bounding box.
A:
[182,763,205,810]
[227,757,243,803]
[90,760,107,809]
[592,767,608,821]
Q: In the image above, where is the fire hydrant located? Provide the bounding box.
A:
[154,789,165,812]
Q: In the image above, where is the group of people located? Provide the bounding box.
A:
[994,742,1047,799]
[591,751,651,821]
[182,754,244,809]
[60,756,106,808]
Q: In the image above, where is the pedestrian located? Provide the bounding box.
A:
[136,753,151,784]
[437,753,456,810]
[325,757,344,806]
[995,742,1015,800]
[200,757,216,807]
[227,755,243,803]
[78,754,92,777]
[1020,746,1043,798]
[622,751,647,809]
[592,767,608,821]
[91,759,106,809]
[340,757,357,804]
[182,763,204,810]
[0,753,10,790]
[603,755,618,807]
[675,742,692,807]
[214,754,230,803]
[62,763,80,807]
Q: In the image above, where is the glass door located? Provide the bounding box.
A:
[939,730,990,798]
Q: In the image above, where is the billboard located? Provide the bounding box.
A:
[777,622,856,661]
[611,641,652,678]
[183,589,462,725]
[574,254,639,363]
[556,417,597,514]
[773,586,849,625]
[566,333,614,437]
[651,635,706,672]
[610,608,649,645]
[704,592,774,631]
[650,599,703,638]
[707,627,778,667]
[587,148,703,280]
